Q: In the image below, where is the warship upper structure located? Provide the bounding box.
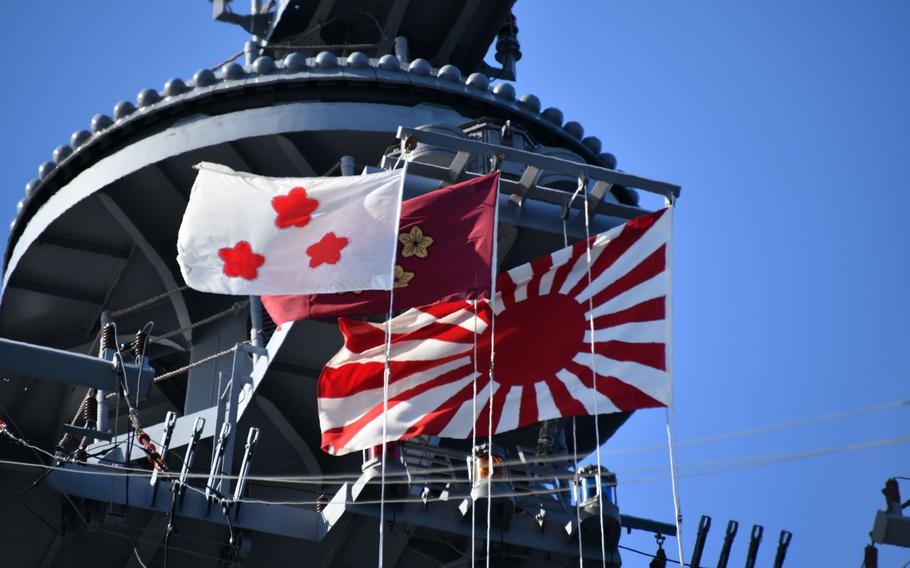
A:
[0,1,687,566]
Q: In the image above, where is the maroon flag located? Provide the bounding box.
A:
[262,172,498,323]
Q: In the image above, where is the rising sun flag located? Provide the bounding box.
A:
[318,208,673,455]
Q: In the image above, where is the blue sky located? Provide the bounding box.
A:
[2,1,909,566]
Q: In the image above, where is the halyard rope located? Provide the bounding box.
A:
[471,298,479,567]
[110,286,189,318]
[378,157,408,568]
[485,170,501,568]
[579,178,608,568]
[562,208,584,567]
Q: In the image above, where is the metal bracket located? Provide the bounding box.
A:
[61,424,113,442]
[150,411,177,504]
[232,427,261,519]
[744,524,764,568]
[689,515,711,568]
[773,530,793,568]
[177,416,205,506]
[396,126,681,200]
[206,422,232,516]
[716,519,739,568]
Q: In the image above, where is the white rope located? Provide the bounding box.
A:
[485,169,501,568]
[666,409,685,563]
[471,299,479,567]
[378,159,408,568]
[561,210,584,567]
[580,178,608,567]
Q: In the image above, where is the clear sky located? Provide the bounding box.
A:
[2,1,909,566]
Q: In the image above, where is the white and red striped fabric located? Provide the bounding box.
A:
[318,208,673,455]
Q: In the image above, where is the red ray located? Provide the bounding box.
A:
[587,245,666,307]
[338,309,479,353]
[592,297,665,330]
[544,375,588,417]
[402,373,491,438]
[471,381,511,437]
[319,352,469,398]
[500,282,518,311]
[321,362,474,451]
[593,340,666,371]
[548,240,589,294]
[567,209,665,299]
[565,360,665,412]
[526,254,553,298]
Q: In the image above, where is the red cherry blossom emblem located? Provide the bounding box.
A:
[218,241,265,280]
[272,187,319,229]
[306,232,349,268]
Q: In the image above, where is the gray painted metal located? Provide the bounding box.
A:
[86,321,293,462]
[3,102,468,298]
[620,514,678,537]
[0,336,152,396]
[397,126,681,200]
[49,465,328,541]
[342,491,622,564]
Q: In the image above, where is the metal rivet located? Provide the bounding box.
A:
[113,101,136,120]
[137,88,161,108]
[518,94,541,112]
[193,68,216,87]
[91,114,113,133]
[407,58,432,76]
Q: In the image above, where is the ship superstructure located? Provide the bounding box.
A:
[0,2,683,566]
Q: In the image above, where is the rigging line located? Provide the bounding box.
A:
[110,286,190,319]
[202,484,576,508]
[152,300,249,342]
[209,50,244,72]
[618,543,690,567]
[7,434,909,491]
[86,392,909,469]
[471,298,479,568]
[114,327,151,568]
[0,467,53,506]
[666,409,686,564]
[664,202,686,564]
[579,177,607,568]
[153,344,245,383]
[562,201,584,568]
[486,168,502,568]
[0,399,91,530]
[378,158,408,568]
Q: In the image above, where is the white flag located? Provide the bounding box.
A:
[177,163,402,295]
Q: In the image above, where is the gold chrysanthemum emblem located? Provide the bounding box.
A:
[399,226,434,258]
[394,265,415,288]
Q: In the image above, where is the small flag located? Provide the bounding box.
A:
[176,163,403,295]
[261,172,499,323]
[317,208,673,455]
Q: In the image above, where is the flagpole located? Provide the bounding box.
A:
[663,200,685,565]
[378,156,408,568]
[485,164,501,568]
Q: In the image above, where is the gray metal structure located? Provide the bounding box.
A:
[0,1,682,566]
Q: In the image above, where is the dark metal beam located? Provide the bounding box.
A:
[0,337,152,396]
[7,276,105,304]
[50,466,328,541]
[397,126,681,200]
[35,233,132,259]
[382,0,411,37]
[434,0,482,62]
[620,514,678,537]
